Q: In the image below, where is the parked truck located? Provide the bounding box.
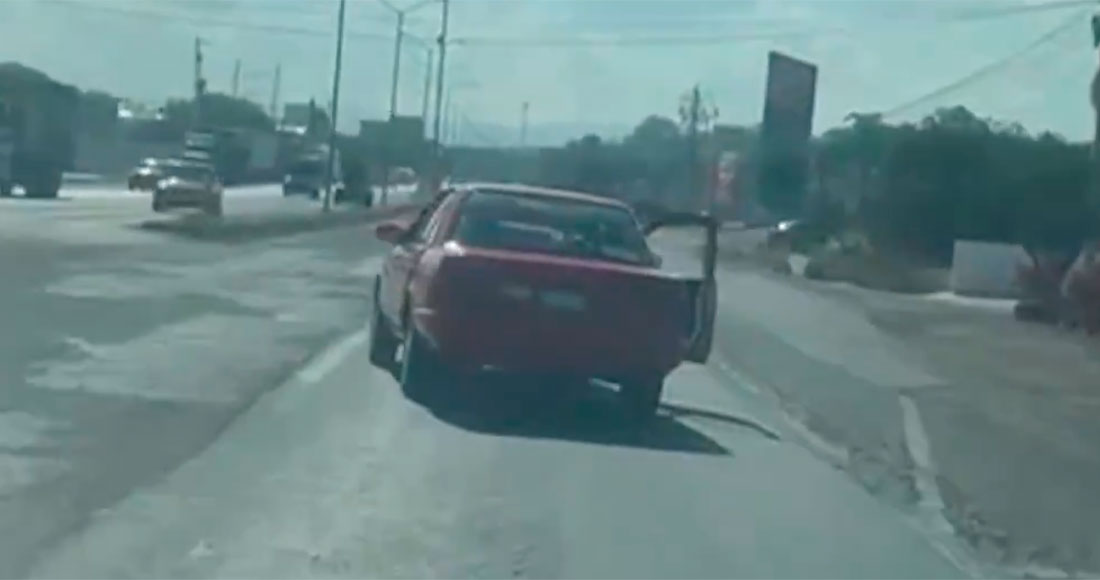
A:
[0,64,78,198]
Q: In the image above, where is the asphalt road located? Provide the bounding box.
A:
[0,209,984,578]
[705,228,1100,577]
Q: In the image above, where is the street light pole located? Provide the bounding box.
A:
[389,13,405,119]
[421,48,434,133]
[193,37,208,128]
[323,0,347,213]
[431,0,450,189]
[380,12,405,206]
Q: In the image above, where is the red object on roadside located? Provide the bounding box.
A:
[368,182,718,416]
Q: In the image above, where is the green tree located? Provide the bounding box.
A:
[818,106,1096,262]
[162,93,274,133]
[78,89,120,136]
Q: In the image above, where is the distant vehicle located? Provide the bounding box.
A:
[151,160,223,217]
[389,166,417,186]
[183,128,250,184]
[128,157,167,191]
[283,146,352,202]
[0,65,78,199]
[369,183,717,418]
[283,155,327,199]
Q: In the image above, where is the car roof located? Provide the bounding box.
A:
[456,182,631,209]
[163,159,212,170]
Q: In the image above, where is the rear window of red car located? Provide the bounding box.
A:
[454,190,651,265]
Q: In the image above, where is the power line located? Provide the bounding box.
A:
[461,0,1097,35]
[45,1,395,42]
[450,0,1098,48]
[882,9,1085,118]
[451,28,833,48]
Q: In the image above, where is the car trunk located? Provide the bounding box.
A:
[424,244,691,376]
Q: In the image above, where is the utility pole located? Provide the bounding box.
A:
[193,37,207,128]
[442,90,453,145]
[269,64,282,121]
[451,106,460,145]
[231,59,241,97]
[519,101,529,147]
[323,0,347,213]
[1091,14,1100,212]
[421,49,434,132]
[380,13,405,207]
[687,85,701,206]
[431,0,451,189]
[389,14,405,119]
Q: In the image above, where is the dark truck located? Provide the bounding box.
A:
[0,64,78,198]
[182,128,250,185]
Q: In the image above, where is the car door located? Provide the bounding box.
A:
[684,218,718,363]
[379,190,451,328]
[643,210,718,364]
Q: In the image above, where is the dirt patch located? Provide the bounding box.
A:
[804,250,948,294]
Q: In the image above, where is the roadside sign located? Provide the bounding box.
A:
[758,51,818,217]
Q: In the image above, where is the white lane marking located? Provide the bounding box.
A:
[711,353,849,464]
[899,395,953,534]
[295,330,368,384]
[714,359,761,395]
[781,409,852,468]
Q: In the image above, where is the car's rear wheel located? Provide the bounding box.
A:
[400,325,445,401]
[620,375,664,419]
[368,291,398,371]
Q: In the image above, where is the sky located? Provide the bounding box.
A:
[1,0,1096,145]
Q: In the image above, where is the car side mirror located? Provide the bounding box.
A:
[375,221,409,244]
[649,252,663,268]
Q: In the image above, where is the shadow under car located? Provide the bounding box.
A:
[407,373,732,456]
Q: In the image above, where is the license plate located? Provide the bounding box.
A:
[541,290,586,312]
[500,284,534,301]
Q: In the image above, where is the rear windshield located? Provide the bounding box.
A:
[454,190,651,265]
[163,164,211,182]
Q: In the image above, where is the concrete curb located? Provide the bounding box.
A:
[136,203,422,243]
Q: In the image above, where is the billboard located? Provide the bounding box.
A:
[757,51,817,217]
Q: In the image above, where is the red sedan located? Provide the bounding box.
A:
[370,183,716,417]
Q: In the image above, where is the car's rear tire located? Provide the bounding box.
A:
[369,293,398,372]
[400,325,445,401]
[620,375,664,419]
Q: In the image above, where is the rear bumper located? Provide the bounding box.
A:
[130,176,158,190]
[414,307,684,379]
[152,190,216,210]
